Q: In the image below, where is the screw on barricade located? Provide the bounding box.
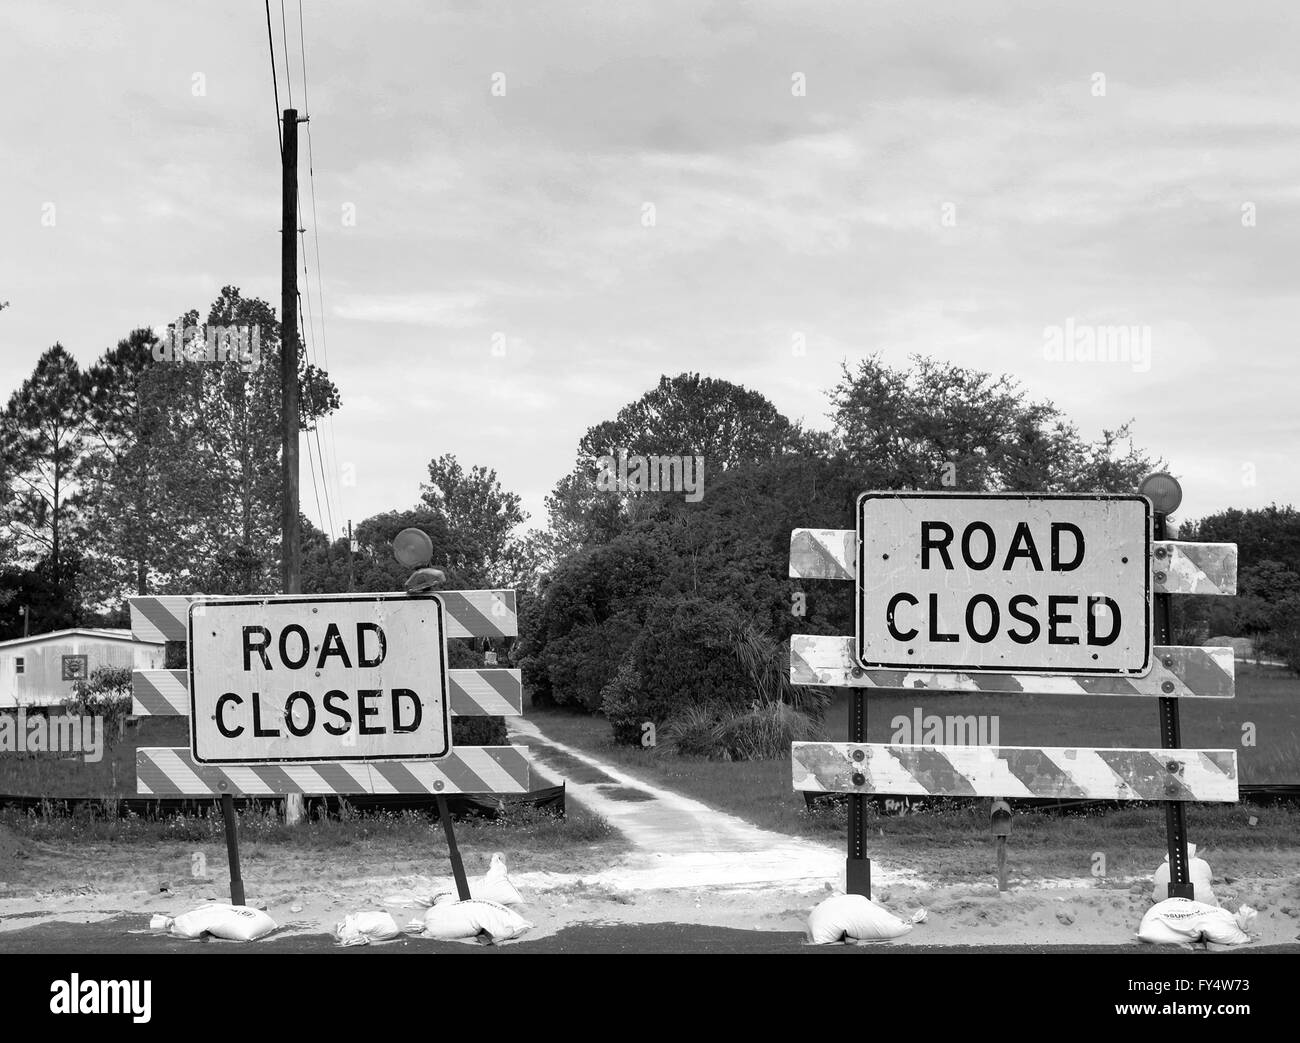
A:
[1141,472,1195,901]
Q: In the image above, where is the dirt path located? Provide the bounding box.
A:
[511,716,892,892]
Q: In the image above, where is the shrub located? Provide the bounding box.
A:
[715,702,824,761]
[599,658,645,746]
[662,703,726,757]
[65,666,134,747]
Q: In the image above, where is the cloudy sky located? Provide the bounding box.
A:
[1,0,1296,534]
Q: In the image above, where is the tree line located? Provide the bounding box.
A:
[4,297,1296,752]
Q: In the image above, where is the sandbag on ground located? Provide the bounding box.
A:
[333,911,401,946]
[406,899,533,944]
[151,903,278,942]
[1137,898,1256,946]
[428,852,524,907]
[808,893,926,944]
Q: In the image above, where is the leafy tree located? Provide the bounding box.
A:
[0,344,89,585]
[829,354,1158,494]
[419,454,526,588]
[540,373,801,567]
[78,328,174,604]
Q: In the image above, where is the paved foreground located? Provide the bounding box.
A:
[2,914,1298,954]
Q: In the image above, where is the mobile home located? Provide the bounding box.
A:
[0,629,165,708]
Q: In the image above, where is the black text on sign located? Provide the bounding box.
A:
[856,494,1151,675]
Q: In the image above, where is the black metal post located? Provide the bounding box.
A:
[220,793,246,906]
[435,794,471,901]
[846,688,871,897]
[1154,512,1194,899]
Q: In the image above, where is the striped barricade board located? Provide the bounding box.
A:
[130,592,531,796]
[791,635,1235,699]
[130,589,518,644]
[138,746,531,796]
[791,743,1239,802]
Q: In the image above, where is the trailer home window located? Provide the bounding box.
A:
[14,657,23,674]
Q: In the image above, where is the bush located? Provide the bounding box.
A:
[662,703,725,757]
[65,666,134,747]
[716,702,824,761]
[661,701,823,761]
[599,658,645,746]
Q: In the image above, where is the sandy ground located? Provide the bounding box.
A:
[2,718,1298,948]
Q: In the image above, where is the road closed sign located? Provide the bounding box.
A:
[856,493,1151,676]
[187,593,450,764]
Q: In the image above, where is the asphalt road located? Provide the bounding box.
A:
[3,915,1298,954]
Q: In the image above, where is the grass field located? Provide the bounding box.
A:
[526,662,1300,883]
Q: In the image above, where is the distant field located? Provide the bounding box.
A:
[0,664,1293,797]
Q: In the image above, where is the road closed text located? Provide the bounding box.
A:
[188,596,449,763]
[884,522,1123,647]
[857,495,1150,675]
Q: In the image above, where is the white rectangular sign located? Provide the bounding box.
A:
[856,493,1151,676]
[187,593,450,765]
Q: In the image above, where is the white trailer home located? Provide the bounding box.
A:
[0,629,165,708]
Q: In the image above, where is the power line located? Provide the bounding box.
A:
[279,0,294,110]
[295,1,346,537]
[263,0,282,157]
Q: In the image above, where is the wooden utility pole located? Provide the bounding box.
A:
[281,108,301,601]
[347,519,354,592]
[281,107,304,827]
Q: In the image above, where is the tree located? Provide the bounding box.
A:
[78,328,175,604]
[540,373,802,566]
[0,344,90,586]
[577,372,799,469]
[829,355,1158,494]
[419,454,526,588]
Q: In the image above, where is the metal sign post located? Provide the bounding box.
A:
[1144,473,1195,900]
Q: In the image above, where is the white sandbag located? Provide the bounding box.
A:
[161,903,278,942]
[1152,844,1216,904]
[333,911,401,947]
[430,852,524,907]
[408,899,533,943]
[807,893,922,944]
[1137,898,1253,946]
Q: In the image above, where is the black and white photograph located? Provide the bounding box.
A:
[0,0,1296,1016]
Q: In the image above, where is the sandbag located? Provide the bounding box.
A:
[431,853,524,907]
[1137,898,1254,946]
[407,899,533,943]
[1152,844,1216,904]
[155,903,278,942]
[333,911,401,947]
[808,893,923,944]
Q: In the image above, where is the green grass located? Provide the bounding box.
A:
[1,798,618,852]
[527,703,1300,877]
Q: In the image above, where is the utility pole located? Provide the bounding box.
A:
[280,107,301,601]
[281,107,304,827]
[347,519,354,592]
